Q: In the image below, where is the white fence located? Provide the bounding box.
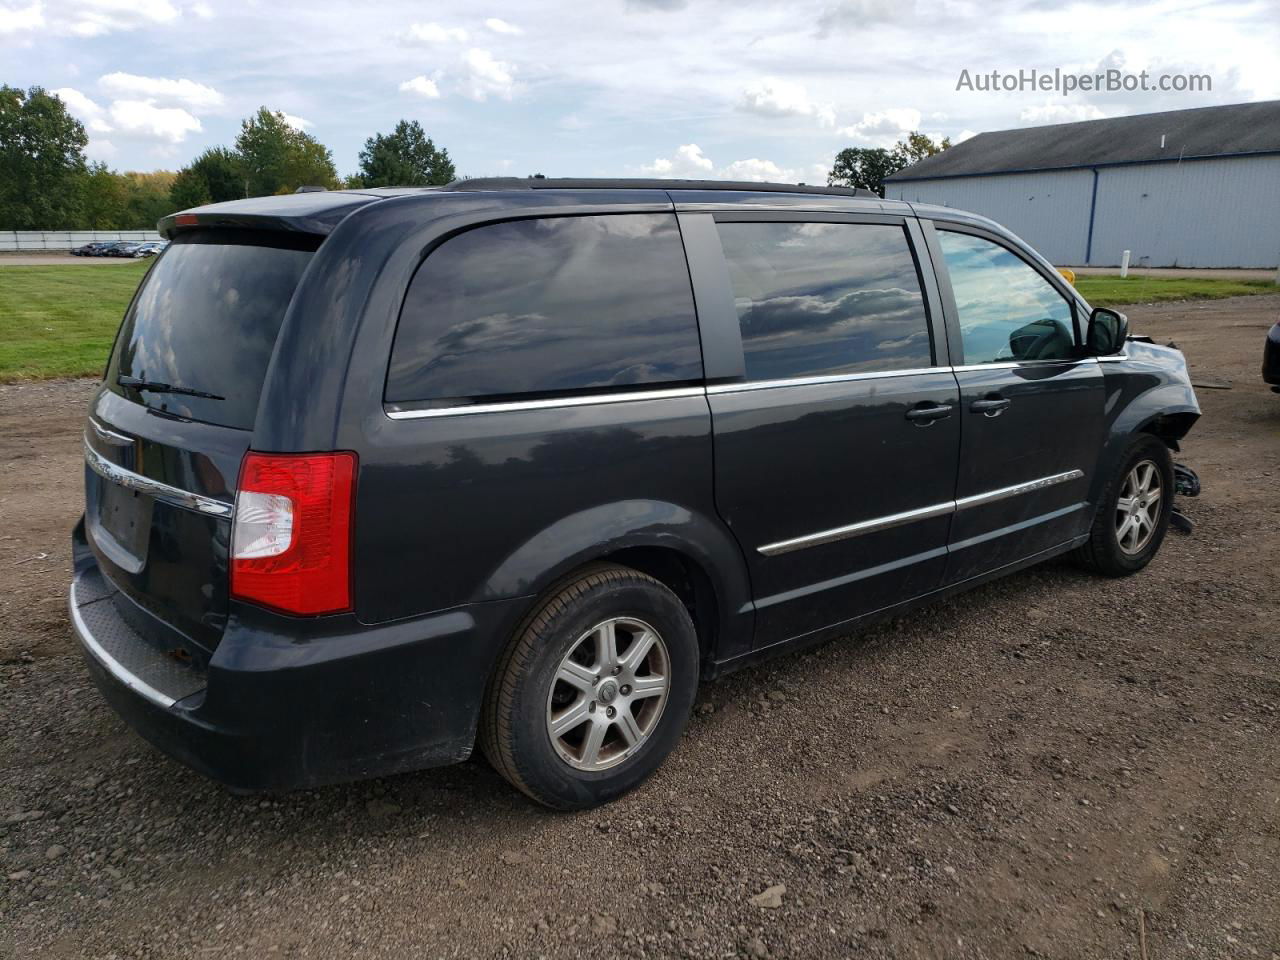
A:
[0,230,163,252]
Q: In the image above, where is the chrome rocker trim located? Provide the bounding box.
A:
[758,469,1085,556]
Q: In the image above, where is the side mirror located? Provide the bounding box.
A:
[1086,307,1129,355]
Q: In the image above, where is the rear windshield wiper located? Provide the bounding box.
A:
[117,375,225,401]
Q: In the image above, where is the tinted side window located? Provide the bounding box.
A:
[938,230,1076,365]
[715,221,932,381]
[386,214,702,405]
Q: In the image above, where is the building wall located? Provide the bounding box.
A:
[886,169,1094,265]
[1088,155,1280,268]
[886,154,1280,268]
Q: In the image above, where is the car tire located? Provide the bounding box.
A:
[479,563,699,810]
[1073,434,1174,577]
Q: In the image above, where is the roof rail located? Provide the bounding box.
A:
[443,177,880,199]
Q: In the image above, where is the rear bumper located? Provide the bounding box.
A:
[71,520,527,792]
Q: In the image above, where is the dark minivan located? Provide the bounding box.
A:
[71,179,1201,809]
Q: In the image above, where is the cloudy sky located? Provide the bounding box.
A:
[3,0,1277,180]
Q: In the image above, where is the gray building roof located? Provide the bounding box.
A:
[886,99,1280,181]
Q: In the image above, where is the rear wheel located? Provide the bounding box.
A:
[1074,434,1174,577]
[479,564,699,809]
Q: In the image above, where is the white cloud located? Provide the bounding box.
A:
[838,107,922,146]
[52,86,112,133]
[85,137,116,161]
[404,21,467,44]
[817,0,915,35]
[99,72,223,109]
[0,1,43,34]
[399,75,442,99]
[740,78,835,127]
[640,145,796,183]
[281,113,311,131]
[55,81,204,145]
[718,157,797,182]
[641,143,713,177]
[107,99,201,142]
[460,48,516,100]
[190,1,212,18]
[1018,103,1108,125]
[64,0,179,37]
[484,17,522,35]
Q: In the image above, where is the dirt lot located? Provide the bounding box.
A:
[2,296,1278,960]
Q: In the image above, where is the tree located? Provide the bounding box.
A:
[170,147,244,210]
[891,131,952,168]
[0,85,88,229]
[827,147,898,197]
[124,171,178,227]
[235,108,339,196]
[356,120,455,187]
[827,131,954,197]
[79,164,130,228]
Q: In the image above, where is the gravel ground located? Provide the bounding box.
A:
[2,295,1278,960]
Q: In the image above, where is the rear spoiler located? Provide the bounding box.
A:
[157,192,382,240]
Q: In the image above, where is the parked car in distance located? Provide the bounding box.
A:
[115,241,167,258]
[70,179,1202,810]
[1264,319,1280,393]
[71,241,113,256]
[89,241,132,257]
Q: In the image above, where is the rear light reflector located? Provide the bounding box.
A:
[231,452,356,615]
[174,213,198,226]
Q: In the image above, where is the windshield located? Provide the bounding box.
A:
[106,230,317,429]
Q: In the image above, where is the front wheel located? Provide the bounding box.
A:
[1074,434,1174,577]
[479,564,699,810]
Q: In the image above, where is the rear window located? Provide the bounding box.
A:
[715,221,933,381]
[386,214,703,407]
[106,230,316,429]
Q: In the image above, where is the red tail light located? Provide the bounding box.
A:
[230,452,356,615]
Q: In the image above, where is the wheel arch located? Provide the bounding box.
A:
[477,499,754,666]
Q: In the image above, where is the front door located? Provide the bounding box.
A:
[928,225,1106,583]
[698,215,961,650]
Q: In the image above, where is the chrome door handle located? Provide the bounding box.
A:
[970,397,1011,416]
[905,403,954,423]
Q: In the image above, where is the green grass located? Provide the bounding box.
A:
[0,263,1277,381]
[1075,275,1278,307]
[0,262,148,381]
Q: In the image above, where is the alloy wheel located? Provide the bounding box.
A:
[1115,459,1162,555]
[545,617,671,771]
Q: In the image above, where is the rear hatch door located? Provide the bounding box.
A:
[83,229,319,655]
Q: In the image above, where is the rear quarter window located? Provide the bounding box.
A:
[385,213,703,407]
[106,230,316,429]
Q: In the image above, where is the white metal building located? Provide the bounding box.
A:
[885,100,1280,268]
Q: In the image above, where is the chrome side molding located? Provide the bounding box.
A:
[758,469,1084,556]
[384,357,1129,420]
[385,386,706,420]
[953,470,1086,512]
[707,366,943,395]
[83,439,234,519]
[758,501,954,556]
